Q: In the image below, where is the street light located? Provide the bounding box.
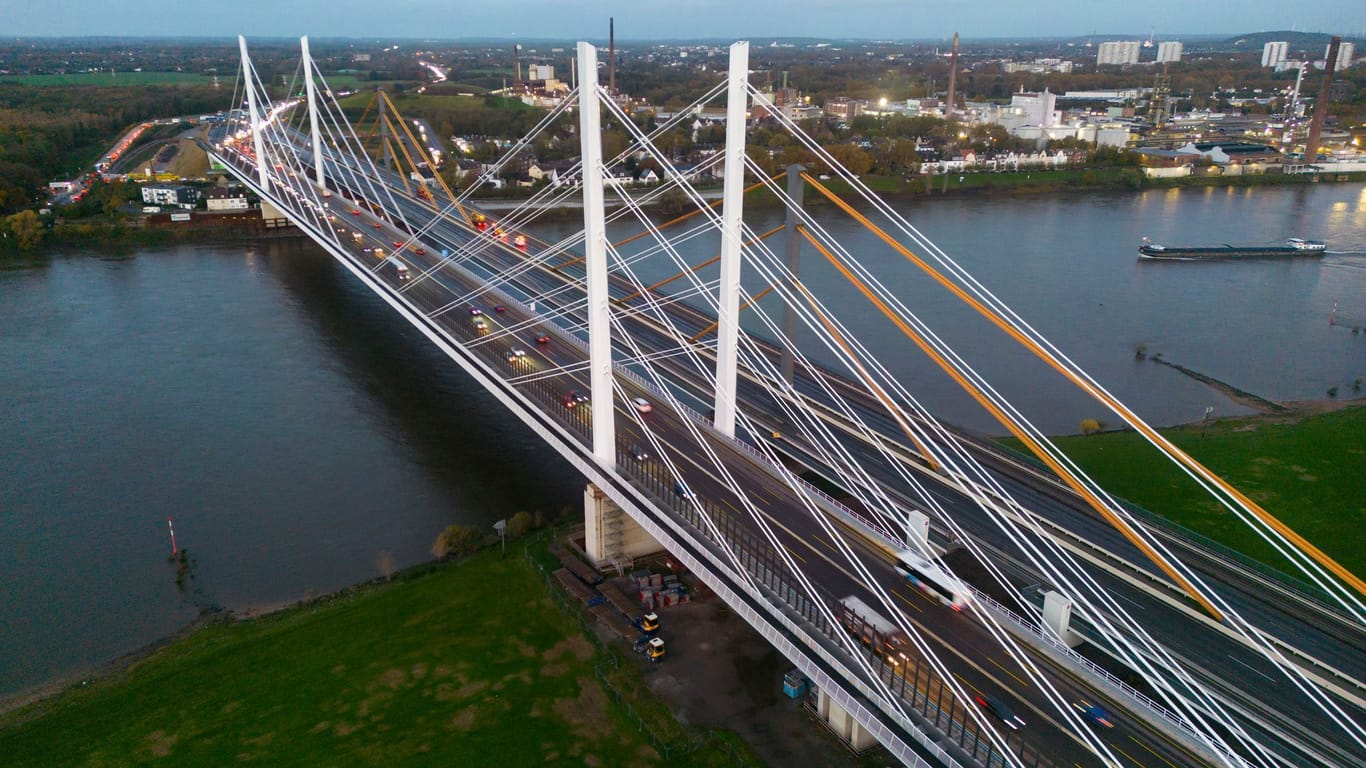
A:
[493,519,506,555]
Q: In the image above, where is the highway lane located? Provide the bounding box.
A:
[228,144,1361,765]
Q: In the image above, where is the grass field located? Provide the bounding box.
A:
[0,544,754,768]
[1004,404,1366,580]
[0,72,215,86]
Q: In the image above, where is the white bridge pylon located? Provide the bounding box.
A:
[215,35,1366,768]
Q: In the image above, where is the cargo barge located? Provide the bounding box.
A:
[1139,237,1326,260]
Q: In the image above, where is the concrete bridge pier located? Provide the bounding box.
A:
[583,484,662,570]
[260,198,290,226]
[816,687,879,751]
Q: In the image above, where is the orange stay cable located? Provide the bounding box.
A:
[559,174,784,269]
[800,188,1225,620]
[803,173,1366,608]
[687,284,777,343]
[619,224,784,305]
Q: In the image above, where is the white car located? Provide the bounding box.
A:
[632,397,653,414]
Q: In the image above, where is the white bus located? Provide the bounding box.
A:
[895,550,971,611]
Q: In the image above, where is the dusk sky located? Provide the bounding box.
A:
[4,0,1364,41]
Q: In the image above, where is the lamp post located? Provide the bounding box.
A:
[494,519,506,555]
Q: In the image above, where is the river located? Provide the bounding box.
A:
[2,182,1364,699]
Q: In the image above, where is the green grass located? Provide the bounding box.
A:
[0,544,752,767]
[1004,405,1366,580]
[0,72,215,86]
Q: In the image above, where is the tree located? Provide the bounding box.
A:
[507,510,534,539]
[825,144,874,176]
[1079,418,1102,435]
[431,524,483,558]
[4,210,44,250]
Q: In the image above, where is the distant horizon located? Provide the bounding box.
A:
[1,0,1361,43]
[2,30,1363,46]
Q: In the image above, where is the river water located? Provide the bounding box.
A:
[2,182,1364,698]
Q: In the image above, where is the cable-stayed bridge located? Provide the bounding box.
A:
[206,36,1366,768]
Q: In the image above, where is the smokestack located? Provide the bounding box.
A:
[946,32,960,117]
[1305,36,1340,164]
[513,43,521,84]
[609,17,616,97]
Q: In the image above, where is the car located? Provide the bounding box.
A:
[494,305,506,313]
[322,190,332,198]
[574,391,590,404]
[362,246,374,253]
[371,222,382,229]
[473,318,489,335]
[631,397,653,414]
[561,392,578,409]
[513,234,527,250]
[629,445,648,461]
[469,307,483,316]
[351,209,361,216]
[393,241,402,248]
[1077,702,1114,729]
[415,247,426,255]
[506,348,526,362]
[535,334,550,345]
[974,695,1024,730]
[672,480,694,499]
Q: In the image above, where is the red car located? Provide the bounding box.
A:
[535,334,550,344]
[351,209,361,216]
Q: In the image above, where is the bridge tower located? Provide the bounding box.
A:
[577,41,661,568]
[712,41,749,437]
[576,41,617,466]
[780,166,804,385]
[237,36,269,189]
[299,36,326,188]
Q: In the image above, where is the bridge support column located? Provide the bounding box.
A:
[712,41,749,437]
[1042,589,1083,648]
[583,483,661,569]
[259,198,289,226]
[779,164,804,386]
[299,36,326,189]
[577,42,617,466]
[237,36,269,190]
[816,687,879,751]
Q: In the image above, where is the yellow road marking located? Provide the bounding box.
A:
[988,656,1029,689]
[1109,742,1146,767]
[892,590,923,614]
[953,673,982,697]
[1128,735,1178,768]
[782,544,807,565]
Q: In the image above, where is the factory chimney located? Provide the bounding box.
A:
[1305,36,1340,164]
[609,18,616,97]
[945,32,959,117]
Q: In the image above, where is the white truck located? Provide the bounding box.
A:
[381,256,411,282]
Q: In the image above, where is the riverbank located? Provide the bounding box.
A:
[1006,399,1366,580]
[0,540,764,767]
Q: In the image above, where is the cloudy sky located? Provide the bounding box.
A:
[4,0,1363,40]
